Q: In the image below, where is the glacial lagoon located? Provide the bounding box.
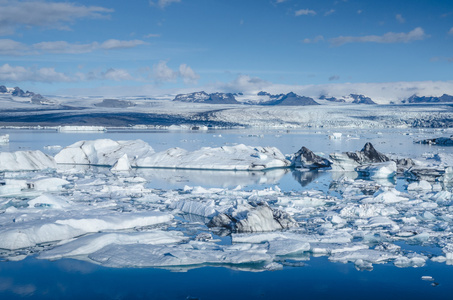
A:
[1,127,453,299]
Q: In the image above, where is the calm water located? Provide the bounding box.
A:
[1,127,453,299]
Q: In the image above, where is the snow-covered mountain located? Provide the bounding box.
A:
[174,91,319,106]
[404,94,453,104]
[173,91,239,104]
[258,92,319,106]
[0,85,51,105]
[319,94,376,104]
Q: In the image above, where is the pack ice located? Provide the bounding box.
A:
[0,138,453,271]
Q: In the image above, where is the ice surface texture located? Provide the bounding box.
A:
[1,139,453,271]
[56,139,290,171]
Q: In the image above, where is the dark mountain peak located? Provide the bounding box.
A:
[350,94,376,105]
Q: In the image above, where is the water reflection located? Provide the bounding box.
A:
[291,169,325,187]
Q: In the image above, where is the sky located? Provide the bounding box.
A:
[0,0,452,99]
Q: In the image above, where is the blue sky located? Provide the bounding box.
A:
[0,0,452,97]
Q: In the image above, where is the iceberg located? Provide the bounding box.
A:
[330,142,390,171]
[136,144,290,171]
[208,202,296,233]
[355,161,397,179]
[0,150,56,171]
[291,146,331,169]
[55,139,155,167]
[0,134,9,143]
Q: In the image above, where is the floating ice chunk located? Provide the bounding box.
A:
[330,143,390,171]
[208,202,296,233]
[87,242,271,268]
[372,188,408,204]
[394,256,426,268]
[367,216,398,228]
[356,161,396,179]
[267,238,310,256]
[55,211,173,233]
[58,126,106,132]
[329,153,360,171]
[111,154,132,171]
[407,180,432,191]
[31,177,70,191]
[0,223,86,250]
[28,195,71,209]
[232,231,353,244]
[0,134,9,143]
[0,212,173,250]
[340,204,398,218]
[55,139,155,167]
[136,144,290,171]
[329,132,342,139]
[291,146,331,169]
[171,200,217,218]
[310,243,368,255]
[329,249,399,265]
[0,150,56,171]
[40,231,187,260]
[354,259,373,271]
[431,256,447,263]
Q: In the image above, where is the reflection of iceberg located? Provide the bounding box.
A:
[292,169,326,187]
[137,168,288,188]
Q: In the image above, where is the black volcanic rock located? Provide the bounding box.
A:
[292,146,331,169]
[0,85,7,93]
[173,91,239,104]
[406,94,453,104]
[350,94,376,105]
[345,142,390,164]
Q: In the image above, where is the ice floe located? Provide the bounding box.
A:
[0,137,452,272]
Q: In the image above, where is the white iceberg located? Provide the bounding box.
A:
[136,144,290,171]
[0,150,56,171]
[55,139,155,167]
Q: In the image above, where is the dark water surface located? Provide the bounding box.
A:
[1,256,452,300]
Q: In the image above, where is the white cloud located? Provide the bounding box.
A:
[152,60,199,84]
[324,9,335,16]
[449,27,453,35]
[102,68,134,81]
[275,0,287,3]
[33,41,95,54]
[295,9,316,16]
[0,63,71,82]
[99,39,147,50]
[2,39,147,55]
[149,0,181,9]
[179,64,199,84]
[144,33,161,38]
[153,61,178,82]
[330,27,429,46]
[396,14,405,23]
[0,1,113,35]
[0,39,30,55]
[303,35,324,44]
